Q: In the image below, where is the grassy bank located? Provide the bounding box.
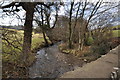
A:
[2,28,50,78]
[112,25,120,37]
[2,29,49,63]
[59,25,120,63]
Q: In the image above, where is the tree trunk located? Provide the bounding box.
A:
[78,28,84,51]
[40,5,49,46]
[22,4,34,66]
[78,30,81,49]
[68,21,72,49]
[42,30,49,46]
[78,19,84,51]
[81,39,84,50]
[83,23,89,45]
[68,2,74,49]
[84,33,87,45]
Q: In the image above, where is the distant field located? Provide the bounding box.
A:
[112,30,120,37]
[111,25,120,29]
[112,25,120,37]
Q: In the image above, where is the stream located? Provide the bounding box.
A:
[29,42,85,78]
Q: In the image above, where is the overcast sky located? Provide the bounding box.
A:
[0,1,65,26]
[0,0,119,27]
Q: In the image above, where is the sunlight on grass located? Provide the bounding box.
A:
[32,36,44,49]
[2,29,48,65]
[112,25,120,28]
[112,30,120,37]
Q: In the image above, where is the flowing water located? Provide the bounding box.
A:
[29,42,84,78]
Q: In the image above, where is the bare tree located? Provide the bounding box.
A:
[62,0,119,50]
[34,4,49,46]
[1,2,54,67]
[68,2,74,49]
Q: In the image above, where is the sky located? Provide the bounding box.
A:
[1,0,119,2]
[0,1,65,26]
[0,0,119,27]
[0,8,25,26]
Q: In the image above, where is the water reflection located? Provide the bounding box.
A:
[29,42,84,78]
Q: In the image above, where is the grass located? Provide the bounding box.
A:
[112,30,120,37]
[59,43,101,63]
[111,25,120,37]
[2,28,51,78]
[32,33,45,49]
[111,25,120,29]
[2,28,49,65]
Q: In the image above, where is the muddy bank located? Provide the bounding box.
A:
[59,45,119,78]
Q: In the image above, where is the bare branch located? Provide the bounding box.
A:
[81,0,87,17]
[51,6,58,29]
[1,2,15,8]
[90,3,120,21]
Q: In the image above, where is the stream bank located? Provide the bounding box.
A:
[29,42,85,78]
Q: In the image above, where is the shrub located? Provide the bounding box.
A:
[91,27,112,55]
[91,42,111,55]
[46,27,68,43]
[86,37,94,46]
